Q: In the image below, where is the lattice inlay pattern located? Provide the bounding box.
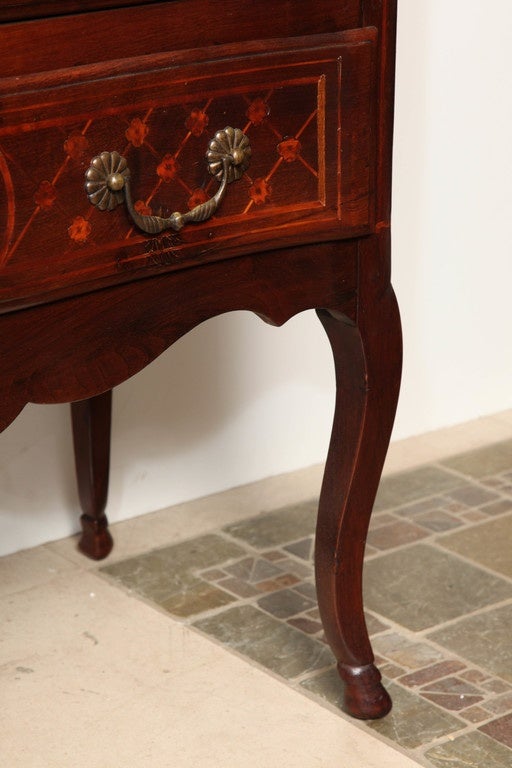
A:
[0,83,321,267]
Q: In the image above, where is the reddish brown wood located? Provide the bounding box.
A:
[0,1,362,70]
[315,231,401,719]
[0,29,377,312]
[71,391,113,560]
[0,0,401,720]
[0,242,358,417]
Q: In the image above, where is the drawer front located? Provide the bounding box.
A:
[0,28,377,309]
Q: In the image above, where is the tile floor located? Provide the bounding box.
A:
[2,412,512,767]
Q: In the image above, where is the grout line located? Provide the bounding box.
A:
[93,441,512,766]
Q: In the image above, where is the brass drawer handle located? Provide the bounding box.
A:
[85,127,251,234]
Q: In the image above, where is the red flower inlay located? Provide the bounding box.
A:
[277,137,302,163]
[34,180,57,210]
[125,118,149,147]
[185,108,209,138]
[249,178,272,205]
[157,154,179,182]
[187,188,209,210]
[64,131,89,162]
[134,200,152,216]
[246,97,269,126]
[68,216,91,244]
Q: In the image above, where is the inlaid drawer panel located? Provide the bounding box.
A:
[0,28,377,310]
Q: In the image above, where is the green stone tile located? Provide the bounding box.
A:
[101,534,246,603]
[257,587,315,619]
[364,544,512,631]
[438,514,512,578]
[153,534,247,573]
[284,537,314,561]
[414,510,462,532]
[365,612,389,636]
[293,581,317,601]
[394,497,446,518]
[224,556,283,583]
[374,467,462,511]
[447,484,501,507]
[101,552,199,603]
[224,501,317,549]
[160,581,236,618]
[372,632,444,669]
[441,440,512,479]
[366,683,463,748]
[427,604,512,683]
[193,604,333,680]
[483,500,512,516]
[217,576,260,598]
[302,671,463,748]
[483,692,512,715]
[300,665,347,710]
[367,520,429,550]
[426,731,512,768]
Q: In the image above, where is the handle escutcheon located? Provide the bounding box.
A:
[85,127,251,234]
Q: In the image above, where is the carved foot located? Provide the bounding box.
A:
[78,513,114,560]
[338,663,392,720]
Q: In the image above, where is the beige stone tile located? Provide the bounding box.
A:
[0,545,78,598]
[0,566,421,768]
[492,409,512,430]
[430,414,512,457]
[384,413,512,474]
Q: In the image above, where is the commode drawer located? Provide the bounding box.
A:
[0,27,377,310]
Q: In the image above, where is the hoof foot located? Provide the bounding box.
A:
[338,662,392,720]
[78,514,114,560]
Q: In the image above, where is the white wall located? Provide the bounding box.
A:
[1,1,511,556]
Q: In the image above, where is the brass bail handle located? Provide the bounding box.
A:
[85,127,251,234]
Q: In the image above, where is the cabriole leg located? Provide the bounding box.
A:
[315,276,401,719]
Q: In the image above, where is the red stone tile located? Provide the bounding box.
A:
[366,521,429,550]
[480,713,512,749]
[201,568,226,581]
[421,691,483,711]
[420,676,484,710]
[369,513,399,529]
[399,661,466,688]
[262,550,287,562]
[461,510,488,523]
[287,617,323,635]
[256,573,300,592]
[421,676,482,696]
[380,662,405,679]
[459,669,489,684]
[217,577,260,598]
[462,705,492,724]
